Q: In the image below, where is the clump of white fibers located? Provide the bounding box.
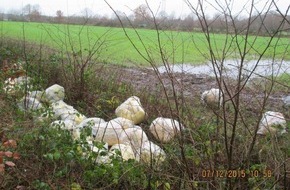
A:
[201,88,223,108]
[115,96,146,124]
[149,117,184,143]
[257,111,287,135]
[91,117,134,146]
[118,126,149,154]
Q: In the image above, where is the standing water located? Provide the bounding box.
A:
[157,60,290,79]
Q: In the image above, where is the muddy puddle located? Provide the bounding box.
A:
[157,59,290,79]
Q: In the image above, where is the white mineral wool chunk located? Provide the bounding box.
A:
[110,144,136,161]
[50,119,76,131]
[81,138,109,156]
[115,96,146,124]
[257,111,287,135]
[108,117,134,129]
[136,141,166,166]
[77,117,106,129]
[27,90,46,102]
[17,79,34,92]
[91,118,134,146]
[50,120,66,129]
[51,100,86,124]
[95,151,114,165]
[86,137,109,151]
[119,126,149,153]
[17,97,43,111]
[201,88,223,107]
[60,111,86,124]
[63,119,78,130]
[72,128,81,140]
[51,100,73,111]
[52,106,73,119]
[45,84,65,103]
[149,117,184,143]
[33,109,54,124]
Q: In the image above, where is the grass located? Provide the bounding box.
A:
[1,21,290,66]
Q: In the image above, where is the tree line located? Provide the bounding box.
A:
[1,4,289,36]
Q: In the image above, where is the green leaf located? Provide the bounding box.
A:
[164,182,171,190]
[53,151,61,160]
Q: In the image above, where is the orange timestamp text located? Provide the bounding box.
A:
[201,169,272,178]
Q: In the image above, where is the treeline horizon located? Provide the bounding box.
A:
[1,4,290,36]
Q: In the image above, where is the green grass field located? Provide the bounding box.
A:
[1,21,289,66]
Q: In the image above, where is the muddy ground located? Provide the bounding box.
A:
[110,65,289,118]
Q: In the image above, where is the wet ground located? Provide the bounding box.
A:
[156,59,290,79]
[118,66,218,97]
[112,62,289,118]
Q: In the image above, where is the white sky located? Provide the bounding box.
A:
[0,0,289,18]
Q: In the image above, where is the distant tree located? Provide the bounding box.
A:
[56,10,64,23]
[6,9,22,21]
[181,14,196,31]
[133,4,151,26]
[82,8,93,19]
[263,11,285,34]
[23,4,31,16]
[30,10,41,21]
[23,4,41,21]
[79,8,94,24]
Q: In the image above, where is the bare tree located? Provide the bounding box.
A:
[81,8,93,19]
[22,4,31,16]
[56,10,64,23]
[133,4,151,27]
[185,0,290,189]
[22,4,41,22]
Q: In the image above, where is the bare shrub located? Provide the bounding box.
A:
[106,0,290,189]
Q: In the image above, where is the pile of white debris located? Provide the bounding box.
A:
[3,71,185,166]
[3,68,287,167]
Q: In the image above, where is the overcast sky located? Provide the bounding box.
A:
[0,0,289,18]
